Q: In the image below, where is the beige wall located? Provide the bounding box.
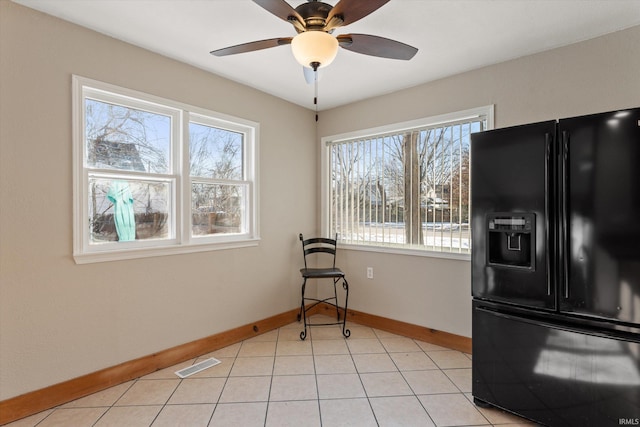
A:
[1,0,639,402]
[0,2,317,400]
[318,25,640,338]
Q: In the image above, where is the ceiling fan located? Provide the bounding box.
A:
[210,0,418,75]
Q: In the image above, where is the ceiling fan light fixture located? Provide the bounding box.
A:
[291,31,338,69]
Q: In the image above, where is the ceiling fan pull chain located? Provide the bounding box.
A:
[314,69,319,122]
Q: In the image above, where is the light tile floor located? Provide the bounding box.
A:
[6,315,537,426]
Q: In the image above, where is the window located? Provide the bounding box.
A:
[322,106,493,258]
[73,76,258,263]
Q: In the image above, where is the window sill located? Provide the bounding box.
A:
[339,243,471,262]
[73,238,260,264]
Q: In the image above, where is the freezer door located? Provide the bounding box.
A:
[473,301,640,427]
[471,121,556,310]
[559,108,640,324]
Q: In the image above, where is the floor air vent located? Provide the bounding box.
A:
[175,357,221,378]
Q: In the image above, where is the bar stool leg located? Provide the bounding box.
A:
[333,278,340,321]
[341,278,350,338]
[300,278,309,340]
[297,279,306,322]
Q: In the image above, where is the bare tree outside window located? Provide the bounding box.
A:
[328,117,484,253]
[189,122,245,236]
[85,99,170,173]
[85,99,171,243]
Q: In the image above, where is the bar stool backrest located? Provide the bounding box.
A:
[299,233,338,270]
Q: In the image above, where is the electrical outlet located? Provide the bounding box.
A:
[366,267,374,279]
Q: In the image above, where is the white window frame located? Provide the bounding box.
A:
[321,105,494,260]
[72,76,259,264]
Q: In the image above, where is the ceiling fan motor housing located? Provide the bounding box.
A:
[292,1,342,32]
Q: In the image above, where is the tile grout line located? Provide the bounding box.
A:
[33,371,142,427]
[413,338,492,427]
[408,336,452,427]
[262,328,283,427]
[399,336,439,427]
[209,341,241,426]
[308,323,324,427]
[357,329,381,426]
[153,375,182,426]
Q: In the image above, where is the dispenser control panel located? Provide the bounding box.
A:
[487,213,535,270]
[488,216,533,231]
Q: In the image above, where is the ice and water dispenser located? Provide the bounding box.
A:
[487,213,535,270]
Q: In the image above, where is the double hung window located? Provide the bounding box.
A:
[73,76,258,263]
[322,106,493,258]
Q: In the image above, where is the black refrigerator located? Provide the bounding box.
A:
[471,107,640,426]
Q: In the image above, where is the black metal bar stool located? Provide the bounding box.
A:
[297,233,350,340]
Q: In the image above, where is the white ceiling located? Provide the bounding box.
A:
[13,0,640,110]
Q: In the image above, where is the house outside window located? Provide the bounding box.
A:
[322,106,493,259]
[73,76,259,263]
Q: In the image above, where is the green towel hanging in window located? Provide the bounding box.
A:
[107,180,136,241]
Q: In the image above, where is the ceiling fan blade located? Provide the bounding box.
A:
[337,34,418,60]
[327,0,390,27]
[253,0,304,26]
[210,37,292,57]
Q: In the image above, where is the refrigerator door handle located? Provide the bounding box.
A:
[561,130,570,299]
[475,304,640,341]
[545,132,552,296]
